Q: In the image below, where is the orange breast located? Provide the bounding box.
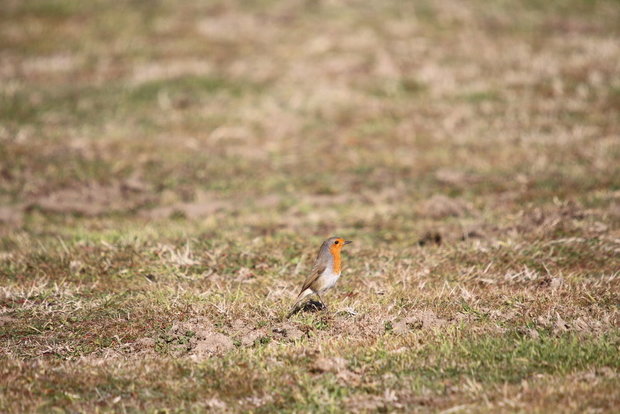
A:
[329,246,342,274]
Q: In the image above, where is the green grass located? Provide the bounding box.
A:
[1,0,619,412]
[2,329,617,411]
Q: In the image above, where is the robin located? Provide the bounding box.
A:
[288,237,352,316]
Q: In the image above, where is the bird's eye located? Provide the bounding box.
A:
[334,240,339,244]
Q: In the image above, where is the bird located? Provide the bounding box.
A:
[288,236,352,317]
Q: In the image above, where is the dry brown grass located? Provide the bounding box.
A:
[1,0,619,412]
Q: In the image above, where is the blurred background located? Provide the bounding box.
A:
[1,0,619,240]
[2,1,620,411]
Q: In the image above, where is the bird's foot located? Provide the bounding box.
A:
[302,300,326,312]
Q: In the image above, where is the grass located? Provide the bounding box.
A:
[1,0,620,412]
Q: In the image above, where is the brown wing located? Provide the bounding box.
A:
[298,261,326,296]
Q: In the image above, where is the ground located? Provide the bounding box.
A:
[1,0,619,412]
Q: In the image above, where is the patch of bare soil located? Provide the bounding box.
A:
[417,195,474,219]
[141,200,230,220]
[301,193,354,207]
[29,181,152,216]
[232,321,269,347]
[191,333,234,359]
[271,322,305,341]
[158,318,306,359]
[0,205,23,227]
[163,319,234,360]
[139,192,283,220]
[311,356,347,373]
[130,337,157,356]
[229,319,305,347]
[418,222,489,246]
[332,313,387,338]
[309,355,361,384]
[609,201,620,219]
[434,168,480,187]
[514,201,589,236]
[392,310,447,334]
[535,311,618,336]
[0,315,17,326]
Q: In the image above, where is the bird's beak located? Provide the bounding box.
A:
[344,240,352,245]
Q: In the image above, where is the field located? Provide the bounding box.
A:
[1,0,619,412]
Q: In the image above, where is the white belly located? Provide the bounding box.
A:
[316,269,341,293]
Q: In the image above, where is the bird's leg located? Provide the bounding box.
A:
[316,292,328,310]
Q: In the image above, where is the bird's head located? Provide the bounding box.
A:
[326,236,352,255]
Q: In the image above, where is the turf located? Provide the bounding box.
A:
[1,0,619,412]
